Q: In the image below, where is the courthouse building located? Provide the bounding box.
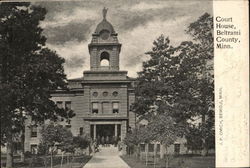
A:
[23,10,188,156]
[24,11,136,152]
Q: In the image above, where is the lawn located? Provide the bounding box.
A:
[1,154,92,168]
[121,155,215,168]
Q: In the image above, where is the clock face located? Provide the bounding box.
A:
[100,30,110,40]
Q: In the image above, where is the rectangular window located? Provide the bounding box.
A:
[56,101,63,109]
[112,102,119,113]
[92,102,98,113]
[65,101,71,110]
[102,102,109,114]
[140,144,146,152]
[30,126,37,138]
[174,144,180,154]
[156,144,160,152]
[79,127,83,135]
[148,143,154,152]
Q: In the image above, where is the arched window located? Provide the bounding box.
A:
[100,51,110,66]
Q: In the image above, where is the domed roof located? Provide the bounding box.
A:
[95,19,115,34]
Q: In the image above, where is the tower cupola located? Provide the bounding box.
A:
[95,20,115,35]
[88,7,121,71]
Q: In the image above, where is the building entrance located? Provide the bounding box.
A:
[96,124,114,138]
[90,124,121,145]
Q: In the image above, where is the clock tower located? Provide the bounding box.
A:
[88,8,121,71]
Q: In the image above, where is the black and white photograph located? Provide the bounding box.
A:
[1,0,248,168]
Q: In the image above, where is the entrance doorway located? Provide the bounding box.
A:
[96,124,114,138]
[90,124,121,145]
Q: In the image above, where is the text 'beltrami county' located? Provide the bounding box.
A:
[215,16,241,49]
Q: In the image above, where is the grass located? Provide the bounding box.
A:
[1,154,92,168]
[121,154,215,168]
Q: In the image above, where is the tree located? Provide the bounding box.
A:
[135,35,193,127]
[186,122,215,154]
[186,125,203,153]
[146,114,185,146]
[124,126,149,157]
[185,13,214,155]
[38,123,74,168]
[0,3,74,167]
[133,12,214,156]
[73,135,91,151]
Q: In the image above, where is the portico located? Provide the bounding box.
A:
[89,121,126,140]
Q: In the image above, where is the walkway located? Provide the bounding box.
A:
[83,146,130,168]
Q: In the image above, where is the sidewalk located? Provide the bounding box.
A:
[83,146,130,168]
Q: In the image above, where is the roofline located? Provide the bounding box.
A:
[83,70,127,74]
[50,88,84,93]
[88,43,121,48]
[83,116,128,120]
[81,80,132,84]
[92,33,118,36]
[67,79,84,82]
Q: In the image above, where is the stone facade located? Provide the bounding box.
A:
[24,13,136,153]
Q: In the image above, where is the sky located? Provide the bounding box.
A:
[34,0,213,79]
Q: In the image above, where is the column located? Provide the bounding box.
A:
[115,124,117,137]
[121,121,127,141]
[94,124,96,140]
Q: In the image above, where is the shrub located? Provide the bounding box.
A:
[24,151,32,158]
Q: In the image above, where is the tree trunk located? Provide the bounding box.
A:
[67,154,69,165]
[44,155,47,168]
[201,114,208,156]
[20,129,25,162]
[50,150,53,168]
[60,152,64,168]
[70,154,74,168]
[6,134,13,168]
[145,144,148,166]
[201,139,208,156]
[165,156,169,168]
